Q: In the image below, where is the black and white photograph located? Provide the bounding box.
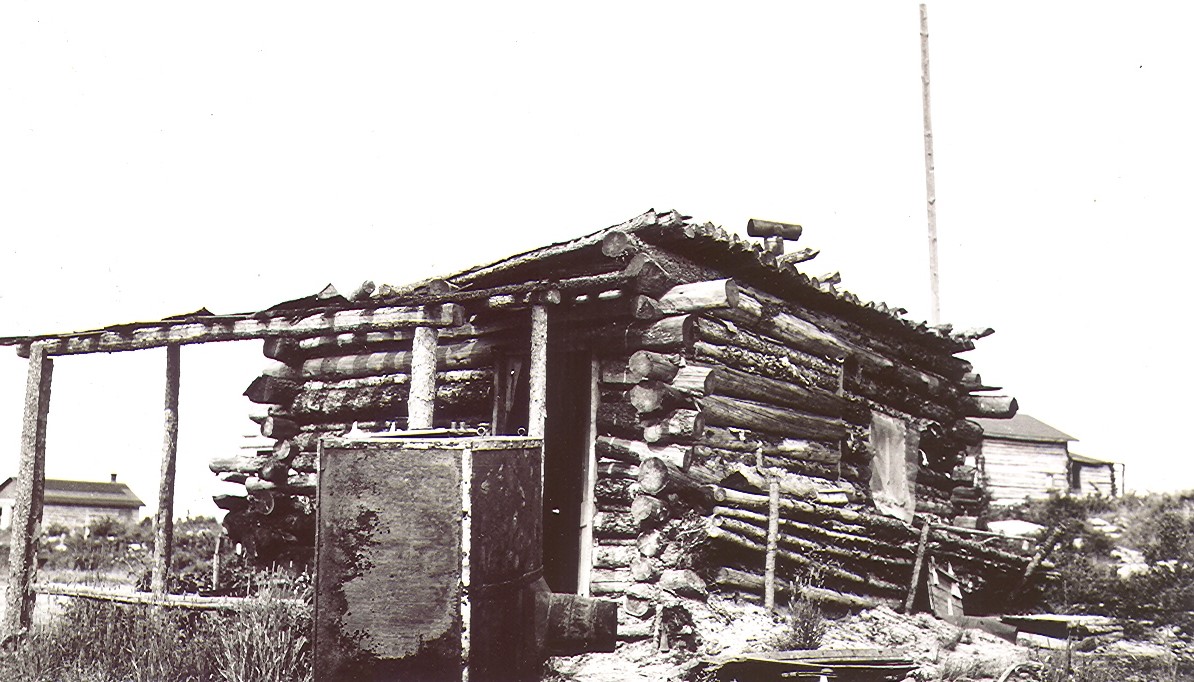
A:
[0,3,1191,680]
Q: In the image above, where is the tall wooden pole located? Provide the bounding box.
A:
[151,344,181,596]
[3,344,53,640]
[921,3,941,325]
[528,305,548,438]
[408,323,439,430]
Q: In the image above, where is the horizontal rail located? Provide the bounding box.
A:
[34,583,309,612]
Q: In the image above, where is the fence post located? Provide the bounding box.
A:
[151,344,181,596]
[3,343,53,640]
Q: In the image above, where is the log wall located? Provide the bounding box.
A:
[215,221,1036,638]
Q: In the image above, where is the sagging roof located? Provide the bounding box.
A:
[1069,452,1115,466]
[0,209,991,357]
[395,209,991,352]
[0,478,145,509]
[974,413,1076,444]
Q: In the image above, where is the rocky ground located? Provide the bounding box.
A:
[547,596,1188,681]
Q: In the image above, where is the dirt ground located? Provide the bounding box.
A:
[547,597,1185,682]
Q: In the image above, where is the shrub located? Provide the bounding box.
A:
[779,595,827,650]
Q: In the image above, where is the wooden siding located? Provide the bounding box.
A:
[1072,464,1116,498]
[981,438,1069,505]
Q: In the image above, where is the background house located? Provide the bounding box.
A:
[974,413,1119,504]
[0,474,144,530]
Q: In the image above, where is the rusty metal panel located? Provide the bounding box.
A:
[469,442,543,681]
[316,442,464,682]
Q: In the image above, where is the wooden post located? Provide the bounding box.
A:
[528,305,548,438]
[212,534,222,590]
[408,324,439,429]
[3,344,53,641]
[764,476,780,611]
[921,3,941,324]
[903,521,933,613]
[151,344,181,597]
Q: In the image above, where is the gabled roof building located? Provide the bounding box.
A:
[0,475,144,530]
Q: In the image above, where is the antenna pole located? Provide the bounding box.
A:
[921,3,941,325]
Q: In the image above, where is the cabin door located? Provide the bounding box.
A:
[541,319,596,595]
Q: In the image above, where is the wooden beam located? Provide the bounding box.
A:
[3,344,52,641]
[903,522,933,614]
[407,326,438,429]
[13,303,464,356]
[528,305,548,438]
[765,476,779,612]
[151,345,181,597]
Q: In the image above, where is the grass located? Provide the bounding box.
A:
[0,577,313,682]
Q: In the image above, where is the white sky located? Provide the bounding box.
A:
[1,2,1191,517]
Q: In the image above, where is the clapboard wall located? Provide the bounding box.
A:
[980,438,1069,505]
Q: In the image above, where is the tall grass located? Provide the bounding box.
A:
[0,592,312,682]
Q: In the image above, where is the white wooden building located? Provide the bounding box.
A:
[973,414,1076,506]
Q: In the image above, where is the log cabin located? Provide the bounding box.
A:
[216,209,1046,629]
[0,209,1052,654]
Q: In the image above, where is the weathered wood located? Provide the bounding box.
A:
[3,345,52,641]
[595,436,689,468]
[630,495,669,526]
[715,568,881,610]
[765,476,779,611]
[260,416,300,440]
[963,395,1018,419]
[243,375,301,405]
[778,248,819,267]
[725,465,847,505]
[15,304,464,357]
[707,517,881,591]
[624,315,694,352]
[668,365,717,396]
[709,365,847,418]
[528,305,548,438]
[656,279,739,315]
[564,292,663,323]
[298,338,500,380]
[693,341,837,394]
[290,373,492,421]
[903,522,932,613]
[696,427,842,464]
[697,395,848,441]
[746,218,802,241]
[637,457,715,506]
[643,409,705,444]
[627,350,681,383]
[151,345,181,597]
[627,381,690,414]
[596,398,645,439]
[209,452,270,474]
[34,583,307,612]
[407,326,438,429]
[593,545,637,569]
[593,510,637,539]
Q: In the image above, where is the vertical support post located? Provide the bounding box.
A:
[409,322,439,430]
[904,521,933,613]
[921,3,941,325]
[3,343,53,640]
[764,476,779,612]
[527,305,548,439]
[576,356,600,597]
[151,344,181,597]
